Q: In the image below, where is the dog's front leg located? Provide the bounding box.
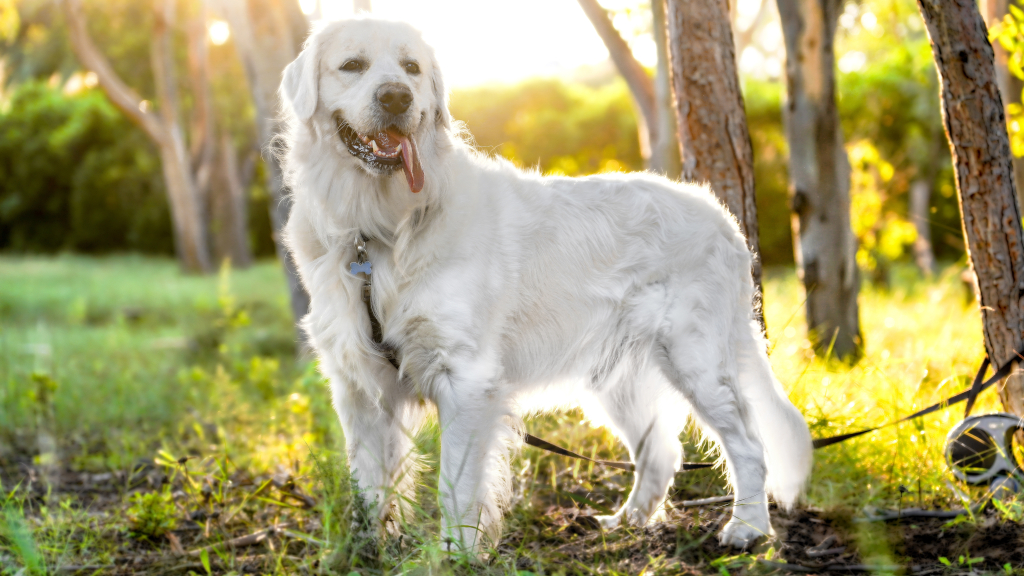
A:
[433,376,513,554]
[331,371,426,535]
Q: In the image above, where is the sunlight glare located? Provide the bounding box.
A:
[299,0,318,15]
[735,0,764,30]
[837,50,866,73]
[314,0,614,87]
[208,20,230,46]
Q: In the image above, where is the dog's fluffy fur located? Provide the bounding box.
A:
[279,17,812,550]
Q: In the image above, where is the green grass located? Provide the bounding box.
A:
[0,254,1020,575]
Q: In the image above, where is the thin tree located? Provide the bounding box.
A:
[65,0,213,273]
[213,0,312,353]
[576,0,679,176]
[776,0,862,359]
[917,0,1024,418]
[664,0,766,334]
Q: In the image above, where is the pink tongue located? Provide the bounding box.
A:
[386,129,423,193]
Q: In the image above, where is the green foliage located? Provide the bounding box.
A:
[0,81,172,254]
[744,78,794,266]
[991,4,1024,154]
[451,78,644,176]
[0,504,44,575]
[126,488,178,539]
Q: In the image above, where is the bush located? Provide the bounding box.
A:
[0,81,172,254]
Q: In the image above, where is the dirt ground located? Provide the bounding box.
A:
[3,459,1024,575]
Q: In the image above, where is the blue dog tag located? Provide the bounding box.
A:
[350,261,372,276]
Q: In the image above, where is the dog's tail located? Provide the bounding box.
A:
[734,320,812,509]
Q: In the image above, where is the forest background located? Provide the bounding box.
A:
[0,0,967,280]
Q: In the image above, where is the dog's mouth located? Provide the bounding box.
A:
[338,120,424,193]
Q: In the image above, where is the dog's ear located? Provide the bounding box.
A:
[430,57,452,130]
[281,42,320,121]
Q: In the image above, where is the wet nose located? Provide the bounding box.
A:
[376,83,413,115]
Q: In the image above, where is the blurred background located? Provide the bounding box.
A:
[0,0,972,272]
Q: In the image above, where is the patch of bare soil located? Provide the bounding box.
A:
[500,502,1024,574]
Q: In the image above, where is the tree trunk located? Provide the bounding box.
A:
[209,133,253,267]
[986,0,1024,214]
[64,0,213,273]
[214,0,312,353]
[665,0,766,334]
[918,0,1024,419]
[577,0,659,169]
[776,0,862,359]
[651,0,681,178]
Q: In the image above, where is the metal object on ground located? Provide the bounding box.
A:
[944,412,1023,489]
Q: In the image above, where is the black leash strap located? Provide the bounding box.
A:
[525,349,1022,469]
[811,350,1020,449]
[523,433,714,471]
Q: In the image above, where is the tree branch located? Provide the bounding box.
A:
[63,0,165,142]
[576,0,657,140]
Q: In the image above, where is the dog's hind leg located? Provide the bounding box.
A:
[591,368,686,529]
[654,323,771,549]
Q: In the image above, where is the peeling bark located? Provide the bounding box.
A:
[776,0,862,359]
[666,0,766,334]
[918,0,1024,418]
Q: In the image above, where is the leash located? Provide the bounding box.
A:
[349,236,1022,472]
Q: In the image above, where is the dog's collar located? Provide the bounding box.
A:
[350,234,400,369]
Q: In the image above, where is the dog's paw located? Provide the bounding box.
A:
[593,513,622,530]
[718,517,770,549]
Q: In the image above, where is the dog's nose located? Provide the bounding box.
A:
[376,83,413,115]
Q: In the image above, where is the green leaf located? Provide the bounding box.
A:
[939,557,951,566]
[200,549,211,576]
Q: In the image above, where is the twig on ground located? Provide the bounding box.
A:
[186,522,292,557]
[806,546,846,558]
[678,494,733,507]
[854,502,987,523]
[271,477,316,508]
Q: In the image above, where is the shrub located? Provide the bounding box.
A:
[0,81,172,254]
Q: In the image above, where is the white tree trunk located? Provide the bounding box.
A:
[650,0,681,178]
[214,0,312,352]
[776,0,862,359]
[64,0,212,273]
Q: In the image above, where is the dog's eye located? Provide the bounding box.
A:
[403,61,420,75]
[340,60,365,72]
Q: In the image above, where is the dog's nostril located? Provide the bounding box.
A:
[376,84,413,115]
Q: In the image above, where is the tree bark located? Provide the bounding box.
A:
[576,0,660,168]
[918,0,1024,419]
[651,0,682,178]
[665,0,766,334]
[776,0,862,359]
[214,0,311,353]
[64,0,213,273]
[209,134,253,267]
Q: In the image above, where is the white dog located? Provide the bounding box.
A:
[279,17,812,551]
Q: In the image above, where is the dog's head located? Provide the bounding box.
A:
[280,18,450,194]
